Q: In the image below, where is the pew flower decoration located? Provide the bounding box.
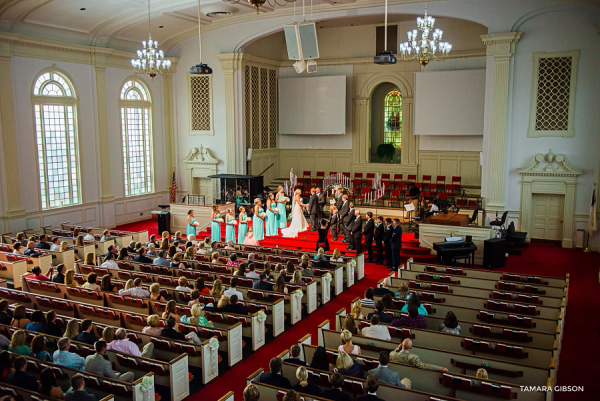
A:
[257,310,267,342]
[207,337,219,376]
[257,310,267,322]
[141,376,153,391]
[294,289,304,299]
[324,272,332,282]
[208,337,219,350]
[349,260,357,269]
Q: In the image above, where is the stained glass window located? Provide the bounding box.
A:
[120,79,153,196]
[33,71,80,210]
[384,90,402,148]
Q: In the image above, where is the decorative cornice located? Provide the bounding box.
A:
[183,146,220,165]
[519,149,582,177]
[481,32,522,58]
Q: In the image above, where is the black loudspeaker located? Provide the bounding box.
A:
[156,211,171,234]
[466,235,472,243]
[483,238,506,269]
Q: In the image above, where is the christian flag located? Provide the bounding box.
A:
[590,185,597,235]
[171,171,177,203]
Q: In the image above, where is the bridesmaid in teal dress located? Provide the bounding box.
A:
[237,206,248,244]
[265,193,279,237]
[210,204,222,242]
[186,210,198,238]
[276,186,288,230]
[225,208,236,243]
[253,198,265,241]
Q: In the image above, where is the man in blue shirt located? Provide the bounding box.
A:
[53,337,85,371]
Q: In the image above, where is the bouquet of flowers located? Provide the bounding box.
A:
[217,218,224,223]
[193,221,200,227]
[232,220,238,226]
[273,208,280,213]
[282,197,290,203]
[260,213,267,219]
[246,217,252,223]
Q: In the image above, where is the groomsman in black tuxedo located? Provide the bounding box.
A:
[335,188,344,211]
[363,211,375,262]
[338,195,350,242]
[308,188,318,231]
[350,209,363,255]
[383,218,393,268]
[374,216,385,265]
[343,202,355,247]
[316,187,326,222]
[390,218,403,270]
[329,207,340,241]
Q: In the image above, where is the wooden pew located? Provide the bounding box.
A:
[300,343,548,401]
[0,259,27,289]
[59,222,137,249]
[0,249,52,272]
[1,236,76,269]
[0,322,189,400]
[0,382,114,401]
[217,391,235,401]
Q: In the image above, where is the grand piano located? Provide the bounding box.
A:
[433,238,477,267]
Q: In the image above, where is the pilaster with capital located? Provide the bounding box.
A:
[481,32,522,211]
[92,53,114,202]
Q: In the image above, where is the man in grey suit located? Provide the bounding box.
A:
[308,188,319,231]
[338,195,350,242]
[85,340,135,382]
[367,351,406,388]
[316,187,326,222]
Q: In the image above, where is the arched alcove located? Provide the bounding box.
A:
[370,82,401,163]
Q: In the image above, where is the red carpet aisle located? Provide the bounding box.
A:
[115,219,600,400]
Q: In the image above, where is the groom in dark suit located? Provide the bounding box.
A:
[363,211,375,262]
[343,201,355,246]
[383,218,393,268]
[316,187,326,222]
[308,188,318,231]
[338,195,350,242]
[374,216,385,265]
[390,218,403,270]
[350,209,363,255]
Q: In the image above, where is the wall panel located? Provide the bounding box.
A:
[418,151,481,186]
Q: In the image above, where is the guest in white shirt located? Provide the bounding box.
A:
[361,315,391,341]
[119,278,150,298]
[82,272,101,291]
[100,252,118,269]
[12,243,23,255]
[147,243,157,257]
[175,276,192,292]
[50,237,61,252]
[245,264,260,279]
[83,229,95,242]
[187,234,198,246]
[223,277,244,300]
[153,250,170,266]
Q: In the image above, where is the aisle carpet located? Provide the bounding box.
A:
[115,219,600,401]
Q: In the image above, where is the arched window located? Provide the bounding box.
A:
[120,79,153,196]
[384,91,402,148]
[33,71,80,210]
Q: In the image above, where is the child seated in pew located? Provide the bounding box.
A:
[438,311,462,335]
[396,282,410,299]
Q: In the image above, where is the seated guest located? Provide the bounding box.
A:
[350,301,364,320]
[161,300,181,321]
[149,283,167,303]
[126,241,137,254]
[142,314,163,336]
[336,351,364,379]
[12,243,23,255]
[322,372,351,401]
[389,338,447,372]
[100,275,118,293]
[397,282,410,299]
[40,310,63,337]
[53,338,85,370]
[24,241,42,257]
[100,252,118,269]
[147,243,157,257]
[117,247,132,262]
[153,250,170,266]
[391,304,426,329]
[259,358,292,389]
[367,351,405,388]
[63,320,80,340]
[342,314,361,336]
[293,366,322,397]
[357,376,385,401]
[170,253,183,268]
[312,254,331,269]
[286,344,306,366]
[195,279,210,295]
[373,276,395,297]
[100,230,112,242]
[252,273,274,291]
[10,306,31,329]
[31,334,53,362]
[245,263,260,279]
[134,248,153,264]
[25,310,45,332]
[119,278,150,298]
[367,300,393,324]
[205,294,248,315]
[299,261,314,276]
[85,340,134,382]
[224,277,244,300]
[104,245,118,259]
[50,237,61,252]
[233,263,247,277]
[74,319,98,345]
[65,374,97,401]
[9,330,31,356]
[310,346,333,372]
[36,234,51,250]
[108,328,153,358]
[6,357,39,391]
[83,229,95,243]
[224,239,235,250]
[211,252,221,264]
[243,384,260,401]
[360,288,375,307]
[272,274,288,294]
[39,367,64,399]
[160,316,188,342]
[82,273,101,291]
[0,300,10,325]
[227,254,241,270]
[439,311,461,335]
[51,264,66,284]
[361,315,391,341]
[31,266,50,281]
[400,293,428,315]
[175,276,192,292]
[84,252,96,266]
[338,329,361,355]
[290,270,305,285]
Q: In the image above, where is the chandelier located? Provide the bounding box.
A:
[399,3,452,67]
[131,0,171,78]
[227,0,297,14]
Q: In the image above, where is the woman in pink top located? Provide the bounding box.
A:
[31,266,50,281]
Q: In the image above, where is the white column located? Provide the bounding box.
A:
[481,32,522,211]
[92,60,114,202]
[162,72,176,189]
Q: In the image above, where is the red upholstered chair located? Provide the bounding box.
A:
[387,189,400,207]
[395,181,407,191]
[342,172,350,177]
[352,179,362,189]
[359,188,370,204]
[354,172,363,180]
[316,171,325,179]
[303,171,311,178]
[330,171,337,176]
[422,175,432,184]
[407,174,417,182]
[381,173,390,180]
[452,176,461,185]
[393,173,403,181]
[436,175,446,192]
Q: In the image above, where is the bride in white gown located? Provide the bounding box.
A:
[281,189,309,238]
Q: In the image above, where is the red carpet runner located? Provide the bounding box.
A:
[116,219,600,400]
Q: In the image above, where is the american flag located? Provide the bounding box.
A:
[171,171,177,203]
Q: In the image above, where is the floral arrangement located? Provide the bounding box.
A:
[273,208,280,213]
[260,213,267,219]
[141,376,153,391]
[232,220,238,226]
[257,310,267,322]
[294,289,304,299]
[246,217,252,223]
[217,218,224,223]
[282,197,290,203]
[208,337,219,350]
[324,272,332,281]
[349,260,357,268]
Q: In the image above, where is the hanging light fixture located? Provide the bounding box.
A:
[131,0,171,78]
[190,0,212,74]
[398,2,452,67]
[228,0,297,15]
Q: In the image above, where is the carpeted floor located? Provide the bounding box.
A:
[116,219,600,401]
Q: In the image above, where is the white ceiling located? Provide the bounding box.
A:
[0,0,597,55]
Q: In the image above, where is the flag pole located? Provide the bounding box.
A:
[584,183,597,252]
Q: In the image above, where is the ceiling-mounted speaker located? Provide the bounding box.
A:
[293,60,307,73]
[284,24,303,61]
[284,22,319,61]
[306,59,317,73]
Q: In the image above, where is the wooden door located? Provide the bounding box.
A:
[532,194,564,240]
